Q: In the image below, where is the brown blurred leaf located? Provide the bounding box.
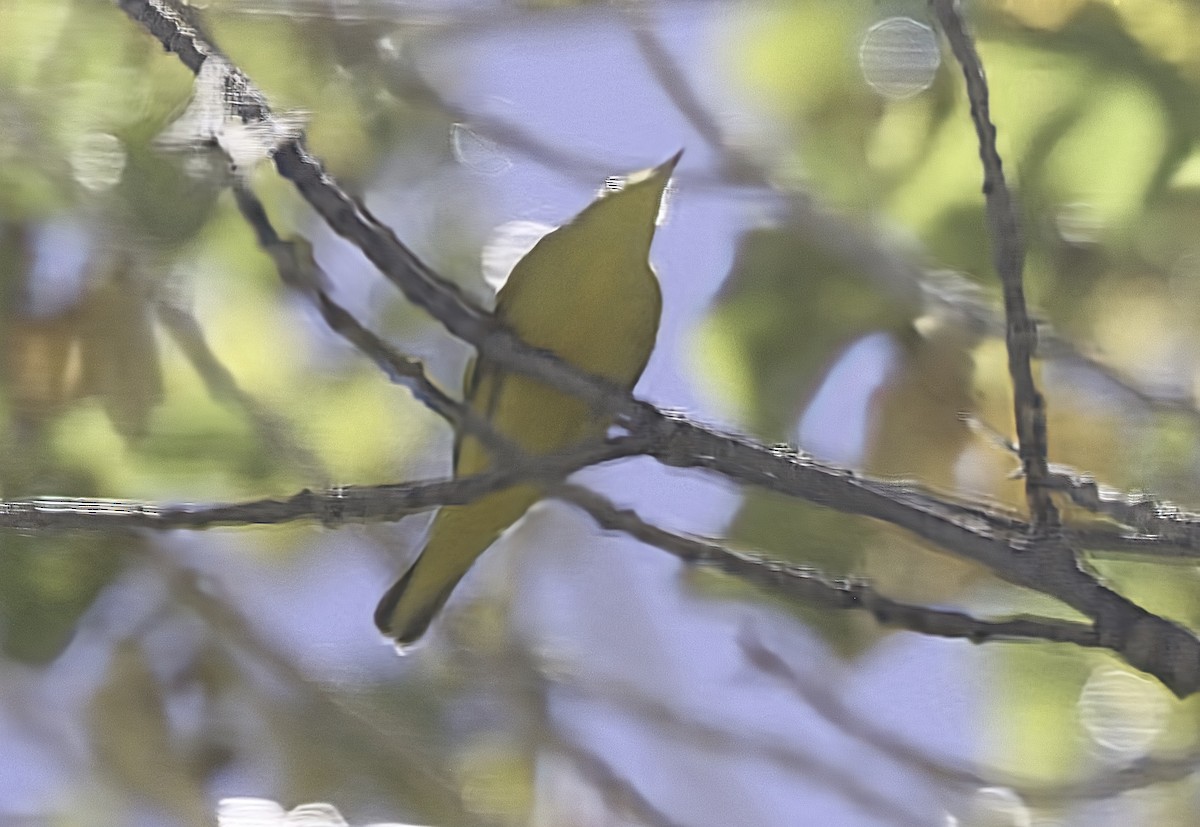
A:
[80,267,165,440]
[858,317,985,606]
[3,311,86,418]
[89,640,212,827]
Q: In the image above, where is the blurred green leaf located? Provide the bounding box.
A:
[0,531,127,662]
[90,641,212,827]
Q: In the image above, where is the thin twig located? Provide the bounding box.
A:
[932,0,1057,530]
[230,182,518,461]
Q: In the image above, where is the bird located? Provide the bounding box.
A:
[374,151,681,648]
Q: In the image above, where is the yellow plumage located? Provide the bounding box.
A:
[374,152,680,646]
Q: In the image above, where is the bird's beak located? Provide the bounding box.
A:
[623,149,684,188]
[654,148,684,177]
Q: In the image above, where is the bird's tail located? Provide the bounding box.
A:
[373,552,450,649]
[374,484,541,646]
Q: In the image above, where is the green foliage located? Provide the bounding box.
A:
[0,532,127,662]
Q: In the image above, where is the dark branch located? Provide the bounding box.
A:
[558,484,1100,648]
[645,420,1200,696]
[0,437,645,530]
[932,0,1057,530]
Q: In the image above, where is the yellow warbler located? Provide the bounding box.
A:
[374,151,681,646]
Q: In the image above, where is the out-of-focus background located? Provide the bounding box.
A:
[4,0,1200,824]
